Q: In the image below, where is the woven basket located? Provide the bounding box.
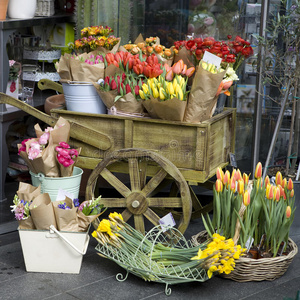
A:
[192,230,298,282]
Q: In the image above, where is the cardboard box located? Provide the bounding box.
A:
[19,225,89,274]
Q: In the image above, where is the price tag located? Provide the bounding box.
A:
[202,51,222,69]
[245,236,254,252]
[230,153,237,168]
[159,213,176,232]
[56,188,74,201]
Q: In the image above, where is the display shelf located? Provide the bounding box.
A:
[0,13,74,102]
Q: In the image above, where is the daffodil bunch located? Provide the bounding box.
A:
[191,233,245,278]
[202,162,296,257]
[139,74,189,101]
[92,212,244,282]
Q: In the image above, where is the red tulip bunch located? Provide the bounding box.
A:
[101,73,143,100]
[104,51,164,79]
[174,35,254,71]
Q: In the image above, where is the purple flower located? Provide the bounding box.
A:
[73,198,80,207]
[58,202,71,210]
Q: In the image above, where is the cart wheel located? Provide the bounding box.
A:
[85,148,192,234]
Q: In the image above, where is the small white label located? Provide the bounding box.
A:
[159,213,176,232]
[202,51,222,69]
[56,188,74,201]
[245,236,254,251]
[279,242,286,256]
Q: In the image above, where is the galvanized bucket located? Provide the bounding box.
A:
[30,167,83,201]
[62,81,106,114]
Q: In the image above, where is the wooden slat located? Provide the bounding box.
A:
[124,119,133,148]
[101,168,131,197]
[148,197,182,207]
[134,214,145,233]
[128,158,141,191]
[143,208,160,225]
[99,198,126,207]
[141,168,167,196]
[122,208,132,222]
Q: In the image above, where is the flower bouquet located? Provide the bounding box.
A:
[197,163,298,281]
[92,212,245,293]
[11,182,106,232]
[6,60,21,98]
[18,117,80,178]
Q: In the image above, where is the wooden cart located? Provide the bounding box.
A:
[0,93,236,234]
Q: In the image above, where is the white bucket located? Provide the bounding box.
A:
[30,167,83,201]
[19,225,90,274]
[8,0,37,19]
[62,81,106,114]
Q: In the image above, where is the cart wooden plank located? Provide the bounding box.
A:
[51,108,236,183]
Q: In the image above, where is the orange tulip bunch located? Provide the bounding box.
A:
[202,162,296,257]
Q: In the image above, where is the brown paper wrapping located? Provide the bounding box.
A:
[174,48,195,68]
[53,197,79,231]
[19,117,71,177]
[17,182,41,202]
[183,65,225,123]
[29,193,57,230]
[77,210,100,232]
[55,53,73,81]
[96,89,144,114]
[18,217,36,230]
[143,96,187,122]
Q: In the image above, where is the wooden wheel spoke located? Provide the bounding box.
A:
[99,198,126,208]
[148,197,182,208]
[138,160,148,190]
[122,209,132,222]
[101,168,131,197]
[143,208,161,225]
[128,158,141,191]
[141,168,168,197]
[134,214,145,233]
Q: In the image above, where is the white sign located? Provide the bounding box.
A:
[56,188,74,201]
[202,51,222,69]
[159,213,176,232]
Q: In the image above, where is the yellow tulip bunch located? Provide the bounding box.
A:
[139,74,188,101]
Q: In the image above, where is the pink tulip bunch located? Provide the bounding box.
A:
[84,53,104,65]
[56,142,79,168]
[163,59,195,81]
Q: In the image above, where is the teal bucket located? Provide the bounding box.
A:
[30,167,83,201]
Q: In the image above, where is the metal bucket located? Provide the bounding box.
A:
[62,81,106,114]
[30,167,83,201]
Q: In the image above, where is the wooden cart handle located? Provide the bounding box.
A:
[38,79,64,94]
[0,92,112,151]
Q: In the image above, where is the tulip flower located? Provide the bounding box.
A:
[279,185,286,200]
[243,173,249,186]
[215,179,223,193]
[237,179,244,195]
[216,167,224,181]
[266,183,273,200]
[254,162,262,179]
[286,206,291,218]
[223,170,230,186]
[282,178,287,188]
[230,177,236,192]
[275,171,283,186]
[264,175,270,187]
[287,178,293,191]
[274,186,281,202]
[159,87,166,100]
[243,190,250,206]
[166,70,174,81]
[290,189,294,198]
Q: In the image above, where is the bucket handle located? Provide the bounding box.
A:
[49,225,90,255]
[37,173,45,182]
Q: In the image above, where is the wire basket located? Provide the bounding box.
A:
[95,225,209,295]
[192,230,298,282]
[35,0,55,16]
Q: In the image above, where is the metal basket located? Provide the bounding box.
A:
[35,0,55,16]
